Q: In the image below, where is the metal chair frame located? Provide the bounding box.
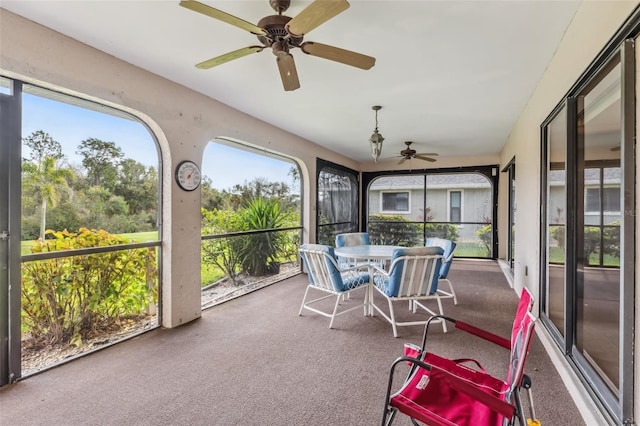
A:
[298,244,370,328]
[370,248,446,337]
[381,288,537,426]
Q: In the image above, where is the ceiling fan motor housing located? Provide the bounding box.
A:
[401,142,416,157]
[257,15,303,50]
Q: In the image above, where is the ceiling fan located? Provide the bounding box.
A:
[179,0,376,91]
[397,141,438,165]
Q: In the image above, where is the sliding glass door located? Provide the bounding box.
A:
[541,42,634,422]
[575,57,622,396]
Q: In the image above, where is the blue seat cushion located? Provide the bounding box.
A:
[342,273,371,290]
[425,238,456,278]
[335,232,370,248]
[300,243,369,292]
[385,246,444,297]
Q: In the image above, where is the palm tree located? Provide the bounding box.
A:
[23,156,73,240]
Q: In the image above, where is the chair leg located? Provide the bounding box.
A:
[328,294,342,329]
[298,285,312,315]
[370,286,375,317]
[382,407,397,426]
[371,286,376,316]
[363,285,369,316]
[446,279,457,305]
[387,298,399,338]
[436,296,448,333]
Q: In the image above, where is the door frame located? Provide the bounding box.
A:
[0,78,23,385]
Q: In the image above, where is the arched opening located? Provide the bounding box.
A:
[1,78,163,379]
[199,139,303,308]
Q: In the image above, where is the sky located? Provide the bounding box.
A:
[21,92,296,191]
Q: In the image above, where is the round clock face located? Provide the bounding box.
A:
[175,160,201,191]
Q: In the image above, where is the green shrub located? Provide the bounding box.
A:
[602,221,620,257]
[549,222,619,265]
[201,208,244,285]
[584,222,620,264]
[21,228,157,347]
[368,214,459,246]
[425,223,459,241]
[550,225,565,248]
[477,224,492,256]
[368,214,422,246]
[237,197,287,276]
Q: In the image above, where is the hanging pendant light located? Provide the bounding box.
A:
[369,105,385,162]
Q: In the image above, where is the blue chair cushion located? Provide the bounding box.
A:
[335,232,370,248]
[425,238,456,278]
[385,246,444,297]
[300,243,368,292]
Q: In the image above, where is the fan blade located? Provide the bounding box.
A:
[179,0,267,35]
[196,46,264,69]
[286,0,349,36]
[277,54,300,91]
[414,154,437,162]
[301,42,375,70]
[398,157,407,165]
[416,152,439,156]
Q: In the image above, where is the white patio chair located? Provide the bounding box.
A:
[370,246,447,337]
[298,244,370,329]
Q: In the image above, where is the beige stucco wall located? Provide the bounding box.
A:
[500,0,638,296]
[498,1,639,423]
[0,9,359,328]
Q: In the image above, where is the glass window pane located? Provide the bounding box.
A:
[449,191,461,222]
[585,187,600,213]
[396,192,409,211]
[577,60,621,394]
[545,107,567,337]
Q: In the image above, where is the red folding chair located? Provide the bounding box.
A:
[381,288,539,426]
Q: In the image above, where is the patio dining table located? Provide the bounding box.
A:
[334,244,400,315]
[333,244,400,263]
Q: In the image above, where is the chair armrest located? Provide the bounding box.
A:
[370,264,389,275]
[338,263,370,274]
[418,315,510,351]
[454,320,511,349]
[444,251,454,263]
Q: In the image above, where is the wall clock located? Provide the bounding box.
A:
[175,160,201,191]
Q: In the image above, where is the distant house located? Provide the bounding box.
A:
[548,166,621,226]
[367,173,492,241]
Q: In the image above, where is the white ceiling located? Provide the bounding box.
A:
[2,0,581,163]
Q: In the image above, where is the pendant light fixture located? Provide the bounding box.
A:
[369,105,385,162]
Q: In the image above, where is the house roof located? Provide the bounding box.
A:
[370,173,491,190]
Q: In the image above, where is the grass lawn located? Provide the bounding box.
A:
[117,231,159,243]
[549,246,620,267]
[455,241,490,257]
[202,264,226,287]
